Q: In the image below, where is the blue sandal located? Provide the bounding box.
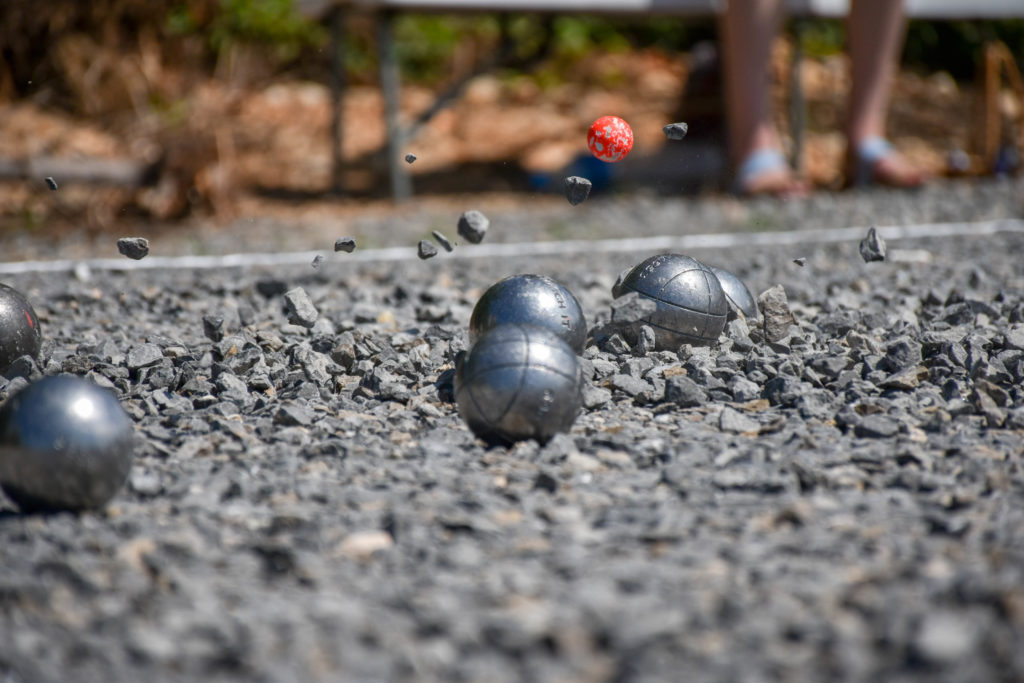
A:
[733,148,807,196]
[849,136,925,189]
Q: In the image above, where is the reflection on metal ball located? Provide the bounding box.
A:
[455,324,583,445]
[612,253,728,348]
[469,274,587,354]
[708,265,758,319]
[0,283,42,374]
[0,375,135,512]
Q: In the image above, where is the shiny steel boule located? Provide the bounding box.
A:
[0,283,42,374]
[469,274,587,354]
[612,253,728,349]
[708,265,758,319]
[455,324,583,445]
[0,375,135,512]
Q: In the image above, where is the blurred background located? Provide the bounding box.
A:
[0,0,1022,237]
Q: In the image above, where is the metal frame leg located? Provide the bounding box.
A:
[329,7,348,195]
[377,11,411,202]
[788,19,806,175]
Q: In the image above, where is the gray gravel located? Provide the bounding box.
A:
[1,180,1024,682]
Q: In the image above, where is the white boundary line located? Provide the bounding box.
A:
[1,218,1022,275]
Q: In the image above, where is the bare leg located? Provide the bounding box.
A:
[721,0,808,195]
[846,0,925,186]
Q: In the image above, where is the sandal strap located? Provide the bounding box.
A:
[856,136,894,164]
[734,148,789,194]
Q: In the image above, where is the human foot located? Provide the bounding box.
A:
[734,148,810,198]
[847,137,927,189]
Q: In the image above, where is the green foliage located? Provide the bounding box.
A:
[790,18,1024,79]
[169,0,326,62]
[792,19,844,58]
[393,15,500,83]
[903,20,1024,79]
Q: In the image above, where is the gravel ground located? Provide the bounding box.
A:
[2,179,1024,682]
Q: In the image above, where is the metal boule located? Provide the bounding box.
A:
[0,375,135,512]
[613,253,728,349]
[0,283,42,375]
[469,274,587,354]
[455,324,583,446]
[708,265,758,319]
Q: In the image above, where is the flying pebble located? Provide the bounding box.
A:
[564,176,592,206]
[457,210,489,244]
[417,240,438,260]
[117,237,149,260]
[859,227,886,263]
[334,237,356,253]
[44,176,58,191]
[311,254,325,269]
[793,257,807,267]
[404,153,417,164]
[662,122,689,141]
[432,230,454,252]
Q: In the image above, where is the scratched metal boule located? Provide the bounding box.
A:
[469,274,587,354]
[454,323,582,445]
[613,253,729,349]
[708,265,758,319]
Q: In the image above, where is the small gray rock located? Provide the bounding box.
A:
[793,257,807,267]
[457,210,489,244]
[662,122,688,140]
[635,325,656,355]
[757,285,796,343]
[854,415,900,438]
[417,240,438,260]
[719,407,760,433]
[665,375,706,408]
[45,176,58,191]
[859,226,886,262]
[127,343,163,370]
[311,254,325,269]
[563,176,593,206]
[117,237,150,260]
[334,237,356,253]
[283,287,318,328]
[431,230,454,252]
[610,292,657,325]
[404,153,417,164]
[202,315,225,343]
[582,383,612,409]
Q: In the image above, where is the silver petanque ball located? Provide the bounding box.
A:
[0,375,135,512]
[455,324,583,445]
[469,274,587,354]
[709,265,758,319]
[612,253,728,348]
[0,282,42,374]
